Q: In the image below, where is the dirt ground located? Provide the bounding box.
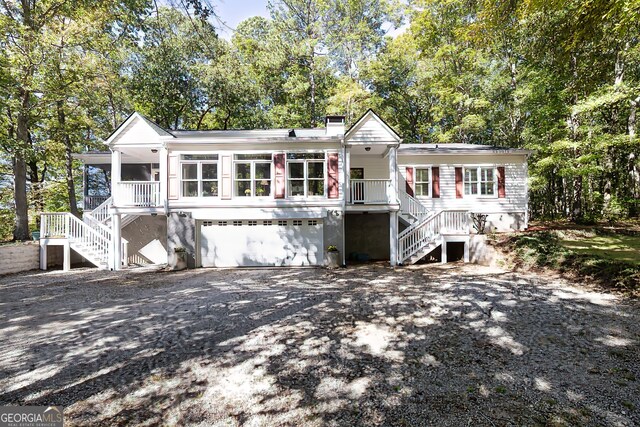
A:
[0,264,638,426]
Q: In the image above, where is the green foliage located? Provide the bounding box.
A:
[1,0,640,241]
[504,231,640,294]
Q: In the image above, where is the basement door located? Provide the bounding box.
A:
[198,219,324,267]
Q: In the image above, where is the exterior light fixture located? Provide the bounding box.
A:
[365,147,371,152]
[151,149,158,153]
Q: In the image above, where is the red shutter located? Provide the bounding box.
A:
[274,153,285,199]
[432,167,440,198]
[455,167,463,199]
[405,167,415,196]
[327,152,339,198]
[497,166,506,198]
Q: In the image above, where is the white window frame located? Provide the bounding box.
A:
[414,167,431,198]
[463,165,497,198]
[233,154,273,198]
[180,154,219,198]
[401,165,433,199]
[286,152,327,198]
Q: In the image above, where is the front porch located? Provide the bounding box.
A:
[78,148,164,211]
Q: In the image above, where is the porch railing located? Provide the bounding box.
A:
[84,195,110,211]
[398,210,470,263]
[349,179,391,204]
[116,181,161,207]
[40,212,128,268]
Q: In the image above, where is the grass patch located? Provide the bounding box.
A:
[558,232,640,265]
[497,230,640,296]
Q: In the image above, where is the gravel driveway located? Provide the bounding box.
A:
[0,264,638,426]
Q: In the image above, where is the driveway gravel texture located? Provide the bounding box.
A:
[0,264,638,426]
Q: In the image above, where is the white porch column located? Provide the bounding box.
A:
[441,240,448,264]
[159,146,168,212]
[39,242,47,270]
[388,146,397,204]
[463,238,470,263]
[342,144,348,267]
[111,149,121,205]
[390,211,398,267]
[112,213,122,270]
[63,241,71,272]
[344,147,351,203]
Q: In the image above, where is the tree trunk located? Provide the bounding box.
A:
[57,101,78,216]
[13,155,30,240]
[28,160,45,217]
[614,43,627,88]
[309,47,316,128]
[630,96,640,204]
[13,88,31,241]
[629,96,639,140]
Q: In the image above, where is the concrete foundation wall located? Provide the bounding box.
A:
[469,235,500,265]
[47,245,85,267]
[475,212,527,233]
[167,212,196,268]
[0,242,40,274]
[323,210,344,265]
[0,242,87,275]
[123,215,168,265]
[345,213,390,261]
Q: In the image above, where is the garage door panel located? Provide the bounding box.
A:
[200,220,323,267]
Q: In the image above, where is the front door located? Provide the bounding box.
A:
[350,168,364,203]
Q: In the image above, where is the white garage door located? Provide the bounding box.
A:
[199,219,324,267]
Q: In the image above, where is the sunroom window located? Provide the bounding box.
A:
[234,154,272,197]
[286,153,325,197]
[181,154,218,197]
[415,168,430,197]
[465,167,495,196]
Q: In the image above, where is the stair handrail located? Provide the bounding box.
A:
[398,210,443,263]
[83,210,130,265]
[398,189,430,220]
[397,172,430,220]
[90,196,112,223]
[397,210,471,263]
[398,209,438,239]
[41,212,110,263]
[83,212,112,241]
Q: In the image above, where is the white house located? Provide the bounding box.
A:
[39,110,531,271]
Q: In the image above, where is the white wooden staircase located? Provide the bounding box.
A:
[396,175,470,265]
[40,197,130,270]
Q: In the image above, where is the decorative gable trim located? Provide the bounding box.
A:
[344,109,402,143]
[105,112,175,146]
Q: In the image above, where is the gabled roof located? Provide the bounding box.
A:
[105,112,175,145]
[344,109,402,143]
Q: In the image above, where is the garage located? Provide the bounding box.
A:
[198,219,324,267]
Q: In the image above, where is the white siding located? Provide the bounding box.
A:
[350,154,389,179]
[112,116,163,146]
[166,145,345,207]
[348,117,398,143]
[398,154,528,214]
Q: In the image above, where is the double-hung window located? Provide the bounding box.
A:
[415,168,430,197]
[286,153,325,197]
[465,166,495,196]
[181,154,218,197]
[234,154,272,197]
